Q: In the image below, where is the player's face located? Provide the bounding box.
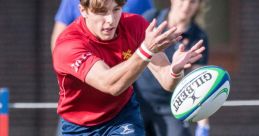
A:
[81,0,122,41]
[171,0,200,21]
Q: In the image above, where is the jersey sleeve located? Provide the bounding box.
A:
[53,40,101,82]
[54,0,80,25]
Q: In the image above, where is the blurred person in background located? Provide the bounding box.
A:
[51,0,80,52]
[134,0,210,136]
[123,0,154,14]
[52,0,205,135]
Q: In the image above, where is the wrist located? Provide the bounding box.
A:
[170,65,184,79]
[136,43,154,62]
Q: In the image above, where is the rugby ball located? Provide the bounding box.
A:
[171,65,230,122]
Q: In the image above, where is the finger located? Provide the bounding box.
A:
[166,35,182,47]
[159,40,171,46]
[157,35,182,50]
[168,31,182,42]
[156,35,182,50]
[156,40,172,50]
[155,29,180,44]
[146,19,157,32]
[184,63,192,69]
[173,36,183,43]
[162,26,179,40]
[189,54,203,64]
[153,21,168,36]
[194,46,206,54]
[162,26,177,37]
[178,43,185,52]
[190,40,203,52]
[155,35,180,47]
[182,38,189,45]
[189,46,205,57]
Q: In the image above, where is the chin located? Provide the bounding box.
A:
[99,36,112,41]
[100,34,116,41]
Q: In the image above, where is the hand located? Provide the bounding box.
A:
[143,19,182,53]
[171,40,205,73]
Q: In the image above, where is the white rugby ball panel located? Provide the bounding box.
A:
[186,81,230,122]
[171,65,230,121]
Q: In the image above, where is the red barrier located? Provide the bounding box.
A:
[0,88,9,136]
[0,115,9,136]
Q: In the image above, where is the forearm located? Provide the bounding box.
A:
[105,54,149,95]
[150,64,182,92]
[161,66,182,91]
[148,53,183,92]
[86,53,148,96]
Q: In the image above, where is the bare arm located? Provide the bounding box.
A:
[147,52,180,91]
[148,40,205,92]
[84,19,182,96]
[86,53,148,96]
[50,22,67,52]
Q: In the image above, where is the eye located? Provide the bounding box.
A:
[113,7,121,12]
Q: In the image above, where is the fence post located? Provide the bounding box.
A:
[0,88,9,136]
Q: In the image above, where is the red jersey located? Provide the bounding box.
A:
[53,13,148,126]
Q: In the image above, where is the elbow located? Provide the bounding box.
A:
[162,85,174,92]
[160,77,180,92]
[107,87,123,96]
[103,84,124,96]
[161,83,176,92]
[109,91,122,96]
[98,80,126,96]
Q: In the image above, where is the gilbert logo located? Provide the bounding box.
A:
[71,53,92,72]
[173,72,212,112]
[122,49,132,60]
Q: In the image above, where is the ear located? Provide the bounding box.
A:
[79,4,88,18]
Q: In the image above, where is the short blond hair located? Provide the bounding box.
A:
[80,0,126,13]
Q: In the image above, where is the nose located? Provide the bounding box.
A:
[105,13,114,24]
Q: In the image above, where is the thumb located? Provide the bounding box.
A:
[182,38,189,45]
[178,43,185,52]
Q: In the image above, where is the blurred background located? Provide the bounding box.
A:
[0,0,259,135]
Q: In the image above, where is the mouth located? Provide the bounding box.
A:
[102,27,115,34]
